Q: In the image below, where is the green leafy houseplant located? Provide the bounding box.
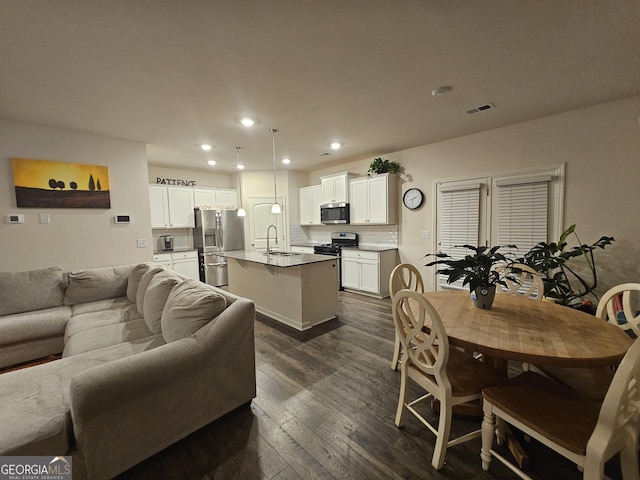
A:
[516,224,614,306]
[368,157,401,175]
[425,245,515,291]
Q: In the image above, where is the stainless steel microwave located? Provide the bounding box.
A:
[320,202,350,224]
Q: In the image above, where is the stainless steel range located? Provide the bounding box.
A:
[314,232,358,290]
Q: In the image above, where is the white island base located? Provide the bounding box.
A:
[226,257,338,331]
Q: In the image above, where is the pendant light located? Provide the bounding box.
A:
[235,147,246,217]
[270,128,281,214]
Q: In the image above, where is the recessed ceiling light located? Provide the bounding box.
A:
[237,164,245,170]
[207,160,216,166]
[281,158,291,165]
[240,118,255,127]
[330,142,341,150]
[201,144,212,151]
[431,85,453,97]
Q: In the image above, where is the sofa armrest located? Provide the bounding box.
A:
[68,298,256,480]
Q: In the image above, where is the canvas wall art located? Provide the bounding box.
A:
[12,158,111,208]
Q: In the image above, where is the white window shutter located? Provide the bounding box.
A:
[438,186,480,289]
[497,181,549,258]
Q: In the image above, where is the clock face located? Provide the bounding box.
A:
[403,188,424,210]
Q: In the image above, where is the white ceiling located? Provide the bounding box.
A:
[1,1,639,173]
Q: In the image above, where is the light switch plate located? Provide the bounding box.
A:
[137,238,147,248]
[39,214,50,224]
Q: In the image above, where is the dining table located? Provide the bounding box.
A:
[416,290,633,369]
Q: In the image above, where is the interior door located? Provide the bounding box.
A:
[247,196,286,251]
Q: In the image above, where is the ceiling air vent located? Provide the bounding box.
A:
[465,102,495,115]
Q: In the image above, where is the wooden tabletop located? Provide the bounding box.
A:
[417,290,633,368]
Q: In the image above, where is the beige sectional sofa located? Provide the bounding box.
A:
[0,263,256,480]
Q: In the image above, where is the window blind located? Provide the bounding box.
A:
[497,180,548,258]
[438,186,480,289]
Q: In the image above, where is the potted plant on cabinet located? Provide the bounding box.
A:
[515,224,614,309]
[425,245,515,309]
[368,157,401,176]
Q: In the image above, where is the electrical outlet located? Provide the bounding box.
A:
[39,214,50,224]
[421,230,430,239]
[137,238,147,248]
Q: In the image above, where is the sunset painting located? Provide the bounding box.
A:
[13,158,111,208]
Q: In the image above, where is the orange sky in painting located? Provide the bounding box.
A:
[12,158,110,191]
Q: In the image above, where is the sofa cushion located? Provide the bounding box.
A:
[0,266,65,316]
[136,266,166,314]
[71,296,135,317]
[0,306,71,346]
[64,265,133,306]
[126,263,153,304]
[143,271,182,334]
[0,334,165,456]
[65,302,141,341]
[161,280,227,343]
[63,319,155,357]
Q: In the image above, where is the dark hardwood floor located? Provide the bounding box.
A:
[117,292,625,480]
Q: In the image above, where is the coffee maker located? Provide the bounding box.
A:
[160,235,174,251]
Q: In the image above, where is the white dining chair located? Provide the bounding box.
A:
[392,289,505,470]
[389,263,424,370]
[480,337,640,480]
[495,263,544,300]
[596,282,640,338]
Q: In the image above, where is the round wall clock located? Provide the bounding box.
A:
[402,188,424,210]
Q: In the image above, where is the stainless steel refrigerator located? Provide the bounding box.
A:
[193,208,245,286]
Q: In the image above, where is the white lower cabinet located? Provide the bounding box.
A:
[153,251,200,281]
[290,246,315,254]
[341,249,398,298]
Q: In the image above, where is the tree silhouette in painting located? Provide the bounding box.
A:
[56,181,65,190]
[97,179,102,191]
[49,178,58,190]
[70,181,77,191]
[88,174,95,191]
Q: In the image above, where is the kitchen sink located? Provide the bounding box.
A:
[264,251,300,257]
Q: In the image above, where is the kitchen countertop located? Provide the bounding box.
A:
[153,249,198,255]
[217,250,338,268]
[342,245,398,252]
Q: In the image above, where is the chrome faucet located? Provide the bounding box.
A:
[266,224,278,254]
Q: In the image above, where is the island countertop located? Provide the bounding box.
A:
[216,250,336,268]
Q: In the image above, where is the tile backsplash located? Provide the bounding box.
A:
[152,228,193,252]
[290,224,398,247]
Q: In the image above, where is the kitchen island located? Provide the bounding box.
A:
[217,251,339,331]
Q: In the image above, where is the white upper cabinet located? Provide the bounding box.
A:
[299,185,322,225]
[348,173,397,225]
[149,186,170,228]
[193,188,237,209]
[214,189,238,208]
[320,172,355,204]
[149,186,195,228]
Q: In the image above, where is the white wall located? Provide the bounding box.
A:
[147,164,233,189]
[308,96,640,295]
[0,119,152,272]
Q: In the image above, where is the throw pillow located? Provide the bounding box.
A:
[126,263,153,303]
[136,266,166,314]
[63,264,133,305]
[143,270,182,334]
[161,279,227,343]
[0,266,65,316]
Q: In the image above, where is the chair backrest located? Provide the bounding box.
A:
[595,283,640,338]
[389,263,424,298]
[586,337,640,461]
[392,289,450,388]
[495,263,544,300]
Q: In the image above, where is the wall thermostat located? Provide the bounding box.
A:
[5,213,25,224]
[114,214,131,224]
